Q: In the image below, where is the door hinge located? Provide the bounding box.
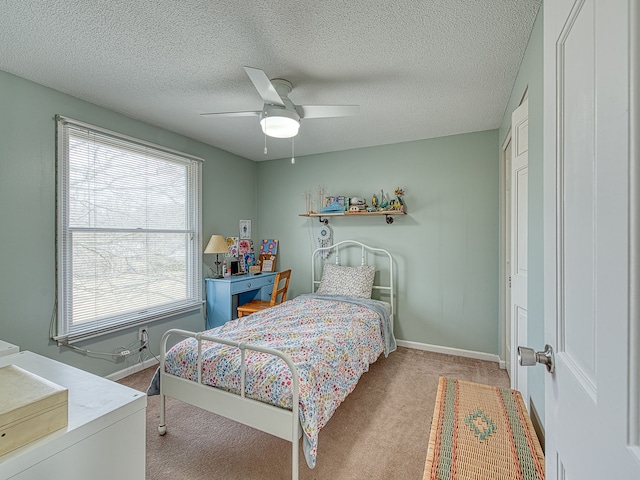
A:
[508,276,511,288]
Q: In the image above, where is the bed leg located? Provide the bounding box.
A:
[158,393,167,435]
[291,432,299,480]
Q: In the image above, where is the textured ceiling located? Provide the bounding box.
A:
[0,1,541,161]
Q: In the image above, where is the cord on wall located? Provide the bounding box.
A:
[61,331,150,359]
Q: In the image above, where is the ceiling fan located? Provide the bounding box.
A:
[201,66,360,139]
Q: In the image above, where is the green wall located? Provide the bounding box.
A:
[257,130,500,354]
[498,7,544,422]
[0,69,257,377]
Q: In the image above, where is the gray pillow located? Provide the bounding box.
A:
[316,264,376,299]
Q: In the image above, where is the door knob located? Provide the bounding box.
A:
[518,344,555,373]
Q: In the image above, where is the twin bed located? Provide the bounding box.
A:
[152,240,396,479]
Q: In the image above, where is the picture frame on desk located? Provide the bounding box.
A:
[243,252,256,272]
[260,254,276,272]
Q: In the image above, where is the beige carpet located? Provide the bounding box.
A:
[118,347,509,480]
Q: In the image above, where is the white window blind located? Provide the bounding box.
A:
[55,116,202,343]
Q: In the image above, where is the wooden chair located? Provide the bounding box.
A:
[237,269,292,317]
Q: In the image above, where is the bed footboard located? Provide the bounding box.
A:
[158,328,301,480]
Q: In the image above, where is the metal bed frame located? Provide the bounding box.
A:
[157,240,394,480]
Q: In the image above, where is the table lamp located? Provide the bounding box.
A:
[204,235,228,278]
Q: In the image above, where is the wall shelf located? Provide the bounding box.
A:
[299,211,406,224]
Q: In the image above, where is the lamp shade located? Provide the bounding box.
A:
[204,235,228,254]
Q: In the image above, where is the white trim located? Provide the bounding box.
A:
[396,339,501,364]
[500,129,512,368]
[106,357,159,381]
[629,0,640,453]
[109,341,504,380]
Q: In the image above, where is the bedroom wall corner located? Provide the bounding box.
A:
[0,69,258,377]
[255,129,500,356]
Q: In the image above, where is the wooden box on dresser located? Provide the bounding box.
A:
[0,351,146,480]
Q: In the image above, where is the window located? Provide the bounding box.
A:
[55,116,202,343]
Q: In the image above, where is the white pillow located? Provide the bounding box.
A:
[316,264,376,299]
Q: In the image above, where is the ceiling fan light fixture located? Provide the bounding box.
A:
[260,106,300,138]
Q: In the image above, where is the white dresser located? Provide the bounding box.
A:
[0,340,19,358]
[0,351,146,480]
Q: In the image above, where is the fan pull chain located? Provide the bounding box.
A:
[264,116,268,154]
[291,137,295,164]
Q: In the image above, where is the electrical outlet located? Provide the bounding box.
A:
[138,326,148,342]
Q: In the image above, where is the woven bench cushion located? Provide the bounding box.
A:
[424,377,544,480]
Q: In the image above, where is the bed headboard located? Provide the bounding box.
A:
[311,240,394,312]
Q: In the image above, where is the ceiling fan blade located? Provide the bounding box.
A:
[295,105,360,119]
[200,111,261,118]
[243,66,285,107]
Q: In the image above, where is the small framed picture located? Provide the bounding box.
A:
[226,236,239,257]
[243,252,256,270]
[239,220,251,239]
[260,254,276,272]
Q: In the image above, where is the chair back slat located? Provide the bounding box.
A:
[270,269,292,306]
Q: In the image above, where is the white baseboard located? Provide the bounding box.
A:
[396,339,501,364]
[107,342,499,380]
[106,357,159,381]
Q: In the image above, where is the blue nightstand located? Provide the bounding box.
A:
[204,272,277,329]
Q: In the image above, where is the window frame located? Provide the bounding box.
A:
[54,115,203,343]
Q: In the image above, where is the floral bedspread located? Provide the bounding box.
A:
[163,294,392,468]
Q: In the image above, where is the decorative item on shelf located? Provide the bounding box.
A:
[389,187,406,212]
[321,195,348,213]
[304,191,314,214]
[349,196,367,212]
[368,193,379,212]
[249,265,261,274]
[316,186,326,214]
[378,190,390,210]
[204,234,229,278]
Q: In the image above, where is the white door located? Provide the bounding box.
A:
[543,1,640,478]
[510,100,529,404]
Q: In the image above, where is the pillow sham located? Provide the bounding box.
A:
[316,264,376,299]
